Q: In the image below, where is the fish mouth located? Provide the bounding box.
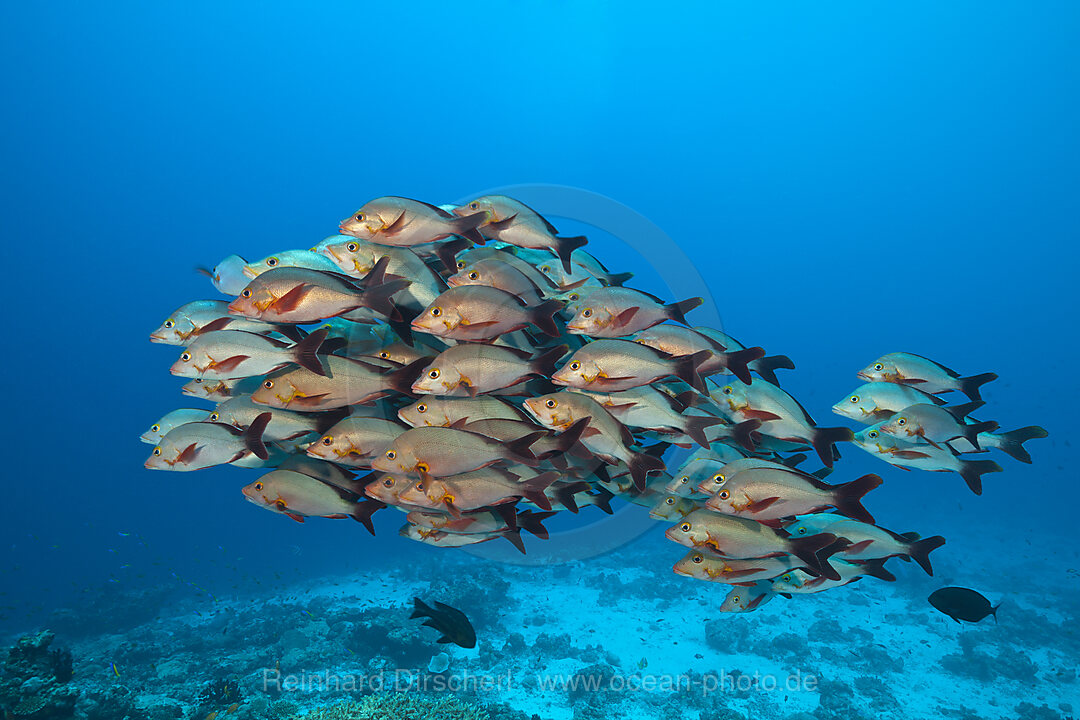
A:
[148,332,169,343]
[856,371,872,381]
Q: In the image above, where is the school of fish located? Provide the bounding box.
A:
[143,194,1047,614]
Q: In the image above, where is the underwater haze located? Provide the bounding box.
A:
[1,2,1077,719]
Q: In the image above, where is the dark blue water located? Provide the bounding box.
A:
[0,0,1074,680]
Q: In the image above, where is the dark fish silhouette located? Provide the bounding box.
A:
[929,587,999,623]
[410,598,476,648]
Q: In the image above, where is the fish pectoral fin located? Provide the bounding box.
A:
[285,512,305,523]
[459,320,500,328]
[603,402,637,415]
[746,496,781,512]
[381,211,408,236]
[271,284,315,314]
[580,426,604,439]
[846,539,874,553]
[177,442,202,465]
[740,409,783,422]
[613,307,639,328]
[208,355,251,373]
[724,568,767,579]
[288,393,330,407]
[892,450,933,459]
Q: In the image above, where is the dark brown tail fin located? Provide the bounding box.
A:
[506,432,544,467]
[244,412,272,460]
[664,297,703,326]
[993,425,1048,464]
[520,471,557,510]
[451,213,488,246]
[292,327,331,376]
[387,358,428,396]
[832,473,882,523]
[959,372,997,402]
[673,350,711,394]
[554,480,591,513]
[531,344,568,377]
[962,420,1000,450]
[554,417,590,454]
[753,354,795,385]
[436,237,473,273]
[907,535,945,576]
[350,499,384,536]
[724,347,766,386]
[628,451,666,492]
[730,418,762,452]
[313,408,351,435]
[589,487,615,514]
[501,529,527,555]
[517,510,556,539]
[958,459,1003,495]
[555,235,588,273]
[812,426,854,468]
[528,299,563,337]
[683,415,726,449]
[604,271,633,287]
[787,532,842,581]
[363,279,411,321]
[859,558,896,582]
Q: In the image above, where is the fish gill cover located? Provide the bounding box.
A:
[142,189,1046,613]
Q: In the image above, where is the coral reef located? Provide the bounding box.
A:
[294,694,490,720]
[0,631,77,720]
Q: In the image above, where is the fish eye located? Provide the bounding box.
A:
[415,482,425,491]
[679,522,691,532]
[798,527,807,534]
[732,596,740,604]
[355,212,364,221]
[665,497,675,505]
[456,260,466,269]
[180,352,191,362]
[428,369,440,379]
[850,396,859,403]
[379,351,390,359]
[692,554,703,564]
[782,574,791,582]
[263,380,274,389]
[545,399,557,408]
[469,202,479,210]
[874,363,884,371]
[386,450,396,459]
[416,404,427,413]
[209,412,219,421]
[152,447,161,456]
[254,482,263,491]
[150,425,159,433]
[722,386,732,395]
[242,289,252,298]
[468,272,478,280]
[718,490,729,500]
[382,478,393,487]
[568,293,579,301]
[712,473,724,483]
[897,418,906,426]
[430,307,442,317]
[266,257,278,267]
[868,431,878,439]
[163,320,174,328]
[540,265,551,273]
[582,309,592,318]
[569,362,580,370]
[678,476,688,484]
[321,436,333,446]
[346,242,359,252]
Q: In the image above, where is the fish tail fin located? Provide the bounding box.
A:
[517,510,556,539]
[663,297,703,326]
[450,213,488,245]
[731,418,762,452]
[555,235,588,273]
[531,344,569,377]
[991,603,1000,622]
[554,417,590,454]
[387,358,428,396]
[314,407,350,436]
[959,372,998,402]
[590,487,615,515]
[363,278,411,321]
[437,237,473,273]
[244,412,272,460]
[673,350,711,394]
[683,415,726,449]
[528,299,563,337]
[628,451,666,492]
[993,425,1048,464]
[946,400,984,420]
[753,354,795,385]
[502,529,527,555]
[604,271,633,287]
[292,327,331,376]
[907,535,945,576]
[788,532,842,581]
[859,558,896,582]
[555,481,590,514]
[349,499,384,536]
[522,471,557,510]
[832,473,882,523]
[725,347,766,386]
[811,426,854,468]
[507,432,543,466]
[410,597,433,619]
[778,453,808,469]
[962,420,1000,450]
[959,459,1003,495]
